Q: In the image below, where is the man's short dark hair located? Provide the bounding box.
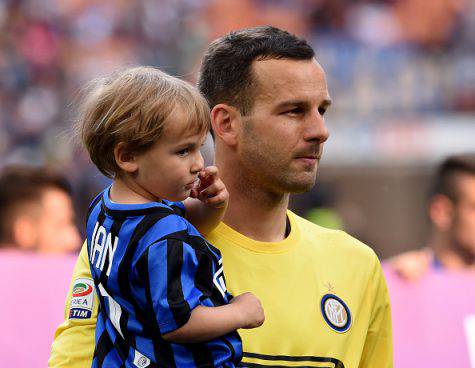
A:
[432,153,475,201]
[198,25,315,115]
[0,166,72,244]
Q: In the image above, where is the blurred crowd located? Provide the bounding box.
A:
[0,0,211,218]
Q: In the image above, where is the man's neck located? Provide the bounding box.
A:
[221,171,290,242]
[223,195,289,243]
[430,235,475,270]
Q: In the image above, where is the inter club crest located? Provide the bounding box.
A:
[321,293,351,333]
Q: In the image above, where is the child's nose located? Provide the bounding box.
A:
[191,152,204,173]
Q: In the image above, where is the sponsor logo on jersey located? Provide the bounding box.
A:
[321,293,351,333]
[133,350,151,368]
[72,282,93,297]
[69,278,95,319]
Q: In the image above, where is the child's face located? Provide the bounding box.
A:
[134,119,207,202]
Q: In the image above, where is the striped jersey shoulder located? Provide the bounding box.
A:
[87,188,185,223]
[86,189,193,258]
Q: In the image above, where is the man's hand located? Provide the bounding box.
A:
[230,292,265,329]
[190,166,228,209]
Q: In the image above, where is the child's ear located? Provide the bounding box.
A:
[114,142,138,173]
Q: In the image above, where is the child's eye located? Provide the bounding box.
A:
[176,148,189,156]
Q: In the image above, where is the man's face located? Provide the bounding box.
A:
[451,174,475,256]
[36,188,81,253]
[237,58,331,194]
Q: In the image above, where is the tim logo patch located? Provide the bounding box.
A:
[69,278,94,319]
[321,294,351,333]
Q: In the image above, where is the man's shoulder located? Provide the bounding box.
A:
[291,212,377,262]
[383,247,432,281]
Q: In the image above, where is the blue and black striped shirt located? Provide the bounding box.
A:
[86,188,242,367]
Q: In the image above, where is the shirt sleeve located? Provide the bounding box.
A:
[163,200,186,217]
[142,237,212,335]
[358,252,394,368]
[48,241,98,368]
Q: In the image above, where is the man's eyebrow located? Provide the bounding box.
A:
[275,97,332,109]
[275,100,309,109]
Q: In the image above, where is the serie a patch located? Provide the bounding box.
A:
[321,293,352,333]
[69,278,95,319]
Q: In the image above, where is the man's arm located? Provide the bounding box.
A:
[359,253,394,368]
[49,241,97,368]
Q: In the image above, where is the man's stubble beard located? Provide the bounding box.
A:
[240,118,319,195]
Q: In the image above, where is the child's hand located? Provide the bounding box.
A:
[230,292,265,329]
[190,166,228,209]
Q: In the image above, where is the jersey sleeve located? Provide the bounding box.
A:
[358,252,394,368]
[163,200,186,217]
[49,241,98,368]
[140,238,210,335]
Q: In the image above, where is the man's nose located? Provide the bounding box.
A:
[303,110,330,143]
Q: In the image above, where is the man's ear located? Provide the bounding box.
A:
[114,142,139,173]
[429,194,454,231]
[12,216,37,250]
[211,104,242,147]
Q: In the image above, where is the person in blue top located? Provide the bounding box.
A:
[76,66,265,367]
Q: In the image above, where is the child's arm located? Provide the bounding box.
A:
[184,166,228,235]
[162,292,264,343]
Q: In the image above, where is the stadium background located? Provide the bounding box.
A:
[0,0,473,257]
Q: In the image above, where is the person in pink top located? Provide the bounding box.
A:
[0,165,82,367]
[389,153,475,279]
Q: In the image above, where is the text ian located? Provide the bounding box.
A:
[90,222,118,276]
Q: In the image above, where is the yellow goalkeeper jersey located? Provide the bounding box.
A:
[49,211,393,367]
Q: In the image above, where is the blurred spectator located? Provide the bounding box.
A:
[0,165,81,253]
[389,153,475,279]
[393,0,467,50]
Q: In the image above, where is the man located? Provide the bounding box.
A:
[390,154,475,279]
[50,26,392,367]
[0,165,81,253]
[385,154,475,367]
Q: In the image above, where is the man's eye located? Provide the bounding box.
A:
[318,107,327,116]
[286,107,303,115]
